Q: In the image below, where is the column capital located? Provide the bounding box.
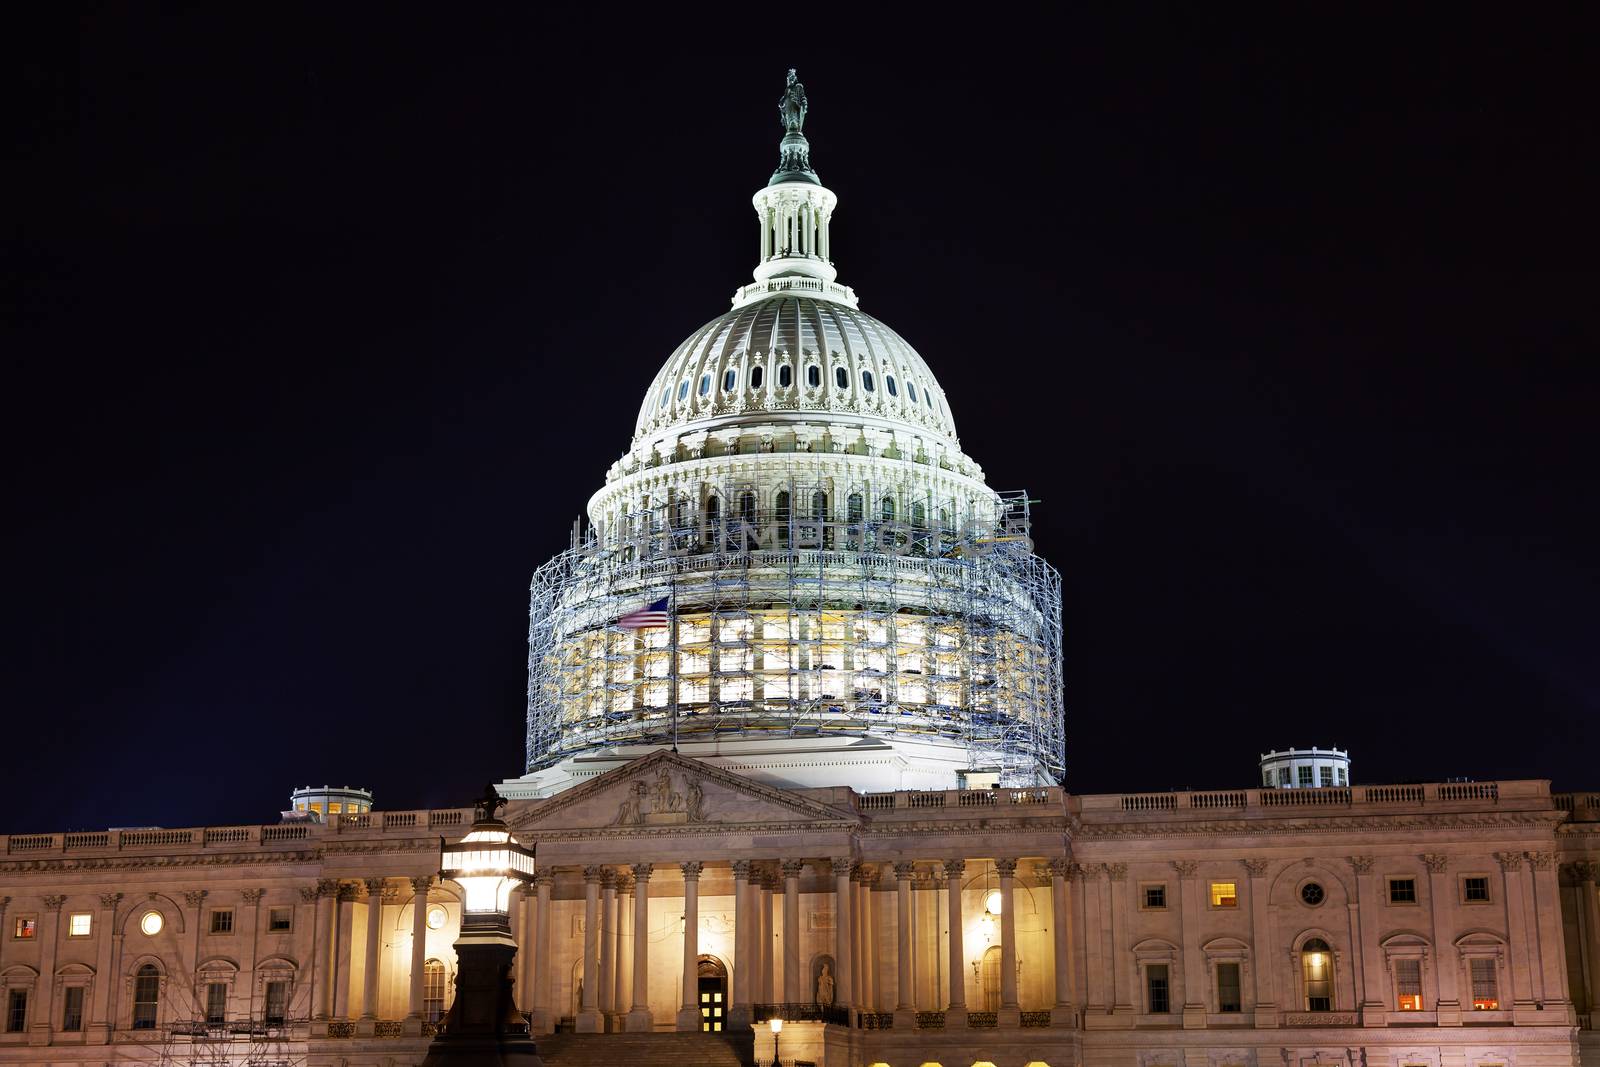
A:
[533,870,555,888]
[1494,850,1523,872]
[410,875,433,894]
[100,891,125,910]
[364,878,386,897]
[301,886,319,904]
[680,861,704,882]
[1527,850,1557,871]
[631,862,654,883]
[994,857,1018,877]
[614,873,632,895]
[732,859,755,881]
[583,865,606,884]
[318,878,341,898]
[830,857,854,878]
[337,883,361,902]
[893,862,918,882]
[943,858,966,879]
[239,888,265,905]
[1066,861,1091,881]
[1103,861,1127,882]
[780,859,805,880]
[1241,858,1271,877]
[1346,855,1376,875]
[43,894,67,912]
[1568,860,1597,883]
[182,889,208,908]
[599,868,617,890]
[1421,853,1450,874]
[1171,860,1199,879]
[1045,858,1072,879]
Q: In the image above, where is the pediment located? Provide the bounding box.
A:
[507,750,858,833]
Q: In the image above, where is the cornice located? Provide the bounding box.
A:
[0,850,321,874]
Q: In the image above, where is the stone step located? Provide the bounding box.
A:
[535,1030,754,1067]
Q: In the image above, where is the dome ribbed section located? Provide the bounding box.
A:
[633,295,959,447]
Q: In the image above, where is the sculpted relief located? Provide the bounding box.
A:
[611,767,710,826]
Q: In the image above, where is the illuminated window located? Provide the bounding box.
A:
[140,910,164,936]
[268,907,292,932]
[1394,958,1422,1010]
[698,374,711,397]
[1388,878,1417,904]
[132,964,160,1029]
[723,369,737,391]
[1146,963,1170,1013]
[210,909,234,934]
[886,375,898,397]
[329,802,342,814]
[309,802,322,814]
[835,366,849,388]
[205,982,227,1025]
[1209,882,1237,908]
[1301,939,1332,1011]
[1470,958,1499,1009]
[907,382,918,402]
[423,959,447,1022]
[13,917,36,940]
[750,365,764,389]
[426,904,447,930]
[5,990,25,1032]
[862,370,875,392]
[1217,962,1242,1012]
[806,364,820,387]
[1462,876,1491,903]
[68,912,92,938]
[264,981,288,1024]
[61,985,84,1031]
[1141,885,1167,909]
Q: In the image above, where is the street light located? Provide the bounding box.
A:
[420,785,543,1066]
[768,1015,782,1067]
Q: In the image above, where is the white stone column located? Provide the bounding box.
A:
[782,860,803,1003]
[894,863,916,1024]
[1243,859,1275,1025]
[598,870,616,1022]
[678,862,703,1031]
[1495,850,1537,1017]
[613,875,630,1028]
[1106,863,1132,1015]
[730,859,753,1028]
[313,880,337,1020]
[759,872,774,1004]
[359,879,384,1028]
[30,896,64,1042]
[576,866,603,1032]
[1423,854,1461,1024]
[406,876,430,1032]
[90,892,122,1037]
[1530,851,1574,1017]
[332,884,358,1020]
[832,858,855,1017]
[996,859,1020,1024]
[1578,861,1600,1016]
[1173,860,1205,1028]
[532,871,554,1034]
[518,886,536,1023]
[627,864,653,1031]
[1348,856,1385,1024]
[862,870,879,1009]
[1047,859,1074,1027]
[945,859,967,1025]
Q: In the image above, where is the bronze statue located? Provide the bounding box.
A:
[780,69,807,134]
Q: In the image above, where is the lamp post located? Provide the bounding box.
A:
[420,786,543,1066]
[768,1015,782,1067]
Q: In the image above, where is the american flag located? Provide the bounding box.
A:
[616,597,670,629]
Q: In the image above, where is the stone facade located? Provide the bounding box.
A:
[1,757,1597,1067]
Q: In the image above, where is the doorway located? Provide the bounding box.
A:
[981,945,1003,1011]
[697,954,727,1032]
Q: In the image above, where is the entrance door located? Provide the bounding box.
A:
[697,955,727,1032]
[981,945,1003,1012]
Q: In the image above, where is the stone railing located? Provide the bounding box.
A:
[914,1010,945,1029]
[2,807,474,856]
[967,1011,998,1028]
[858,1011,894,1029]
[1554,793,1600,819]
[1020,1010,1052,1027]
[1088,780,1549,821]
[1282,1012,1358,1027]
[753,1002,850,1027]
[374,1020,404,1037]
[856,786,1065,815]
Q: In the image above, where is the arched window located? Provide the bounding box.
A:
[423,959,447,1022]
[911,502,926,528]
[659,385,669,408]
[886,375,897,397]
[678,380,690,402]
[1301,939,1333,1011]
[812,491,827,521]
[907,381,918,403]
[847,493,864,523]
[739,493,756,526]
[698,374,711,397]
[862,370,875,392]
[835,366,849,389]
[925,388,933,407]
[750,365,764,389]
[132,964,160,1030]
[723,368,738,391]
[806,365,820,388]
[980,945,1003,1011]
[779,364,792,388]
[775,491,790,545]
[881,497,896,522]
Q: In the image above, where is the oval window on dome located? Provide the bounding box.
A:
[698,374,711,397]
[723,369,737,392]
[925,389,934,408]
[834,366,849,389]
[806,365,820,388]
[886,375,897,397]
[678,380,689,402]
[778,365,792,388]
[750,365,764,389]
[659,385,670,408]
[862,370,875,392]
[907,381,918,403]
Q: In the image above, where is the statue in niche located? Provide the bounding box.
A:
[685,778,706,822]
[815,961,835,1005]
[780,69,808,133]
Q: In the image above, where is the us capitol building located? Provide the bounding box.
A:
[2,73,1596,1067]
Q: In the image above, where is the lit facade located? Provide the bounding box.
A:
[1,75,1596,1067]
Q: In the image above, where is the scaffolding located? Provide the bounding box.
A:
[526,480,1065,786]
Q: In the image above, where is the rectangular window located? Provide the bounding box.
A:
[1395,959,1423,1010]
[1337,766,1348,785]
[5,990,25,1032]
[1319,767,1334,787]
[12,917,35,940]
[1470,958,1499,1009]
[206,982,227,1024]
[1388,877,1417,904]
[1142,884,1167,909]
[210,909,234,934]
[1298,766,1313,787]
[1277,767,1291,786]
[267,907,292,932]
[67,912,92,938]
[1217,962,1242,1012]
[264,981,288,1024]
[61,986,84,1031]
[1210,882,1237,908]
[1462,876,1491,903]
[1146,964,1170,1013]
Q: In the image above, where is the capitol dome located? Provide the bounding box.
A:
[502,73,1063,800]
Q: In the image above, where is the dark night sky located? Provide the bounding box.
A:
[6,8,1597,834]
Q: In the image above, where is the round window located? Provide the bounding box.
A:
[1300,882,1326,907]
[140,910,164,936]
[426,904,448,930]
